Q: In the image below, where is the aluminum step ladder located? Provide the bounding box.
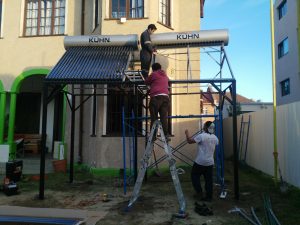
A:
[123,70,149,94]
[127,120,186,216]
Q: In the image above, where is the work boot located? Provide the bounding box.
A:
[194,202,213,216]
[201,196,212,202]
[194,206,213,216]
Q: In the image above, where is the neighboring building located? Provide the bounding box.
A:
[274,0,300,105]
[201,91,272,119]
[0,1,205,168]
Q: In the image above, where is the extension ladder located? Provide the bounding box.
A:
[127,120,186,215]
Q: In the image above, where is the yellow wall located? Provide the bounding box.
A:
[0,0,201,90]
[0,0,82,90]
[1,0,203,167]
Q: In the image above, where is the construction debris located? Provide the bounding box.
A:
[228,195,281,225]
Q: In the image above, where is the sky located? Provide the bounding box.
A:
[201,0,273,102]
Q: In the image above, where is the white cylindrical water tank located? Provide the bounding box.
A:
[64,34,139,49]
[151,29,229,48]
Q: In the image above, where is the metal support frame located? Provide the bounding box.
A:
[38,44,239,202]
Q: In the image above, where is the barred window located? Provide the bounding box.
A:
[106,86,143,136]
[24,0,65,36]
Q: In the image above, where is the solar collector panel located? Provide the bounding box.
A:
[46,46,133,84]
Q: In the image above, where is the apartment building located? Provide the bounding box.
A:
[0,0,204,167]
[274,0,300,105]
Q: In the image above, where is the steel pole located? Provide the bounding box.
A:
[270,0,278,182]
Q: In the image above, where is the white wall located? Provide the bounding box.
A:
[223,101,300,188]
[277,101,300,187]
[223,102,273,118]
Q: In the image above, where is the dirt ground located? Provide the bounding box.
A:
[1,162,299,225]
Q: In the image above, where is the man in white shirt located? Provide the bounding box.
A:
[185,121,219,201]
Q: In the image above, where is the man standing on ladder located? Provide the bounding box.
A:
[185,121,219,201]
[145,63,170,141]
[140,24,157,78]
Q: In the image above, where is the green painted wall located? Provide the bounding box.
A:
[0,81,6,144]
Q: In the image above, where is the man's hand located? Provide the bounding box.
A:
[185,129,189,136]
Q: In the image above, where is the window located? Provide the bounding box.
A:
[278,0,287,20]
[278,38,288,58]
[111,0,144,19]
[106,86,143,136]
[24,0,65,36]
[280,79,290,96]
[159,0,171,27]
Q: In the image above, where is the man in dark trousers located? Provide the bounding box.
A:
[145,63,170,141]
[140,24,157,78]
[185,121,219,201]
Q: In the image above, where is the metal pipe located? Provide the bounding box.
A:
[91,85,97,136]
[78,0,86,164]
[122,106,127,195]
[134,86,138,181]
[69,86,76,183]
[39,84,48,199]
[232,80,239,200]
[270,0,278,183]
[268,208,281,225]
[228,207,258,225]
[251,207,263,225]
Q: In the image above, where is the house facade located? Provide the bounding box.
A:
[274,0,300,105]
[0,0,204,168]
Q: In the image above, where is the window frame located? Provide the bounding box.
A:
[23,0,66,37]
[110,0,144,19]
[278,37,289,58]
[280,78,290,96]
[159,0,171,28]
[278,0,287,20]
